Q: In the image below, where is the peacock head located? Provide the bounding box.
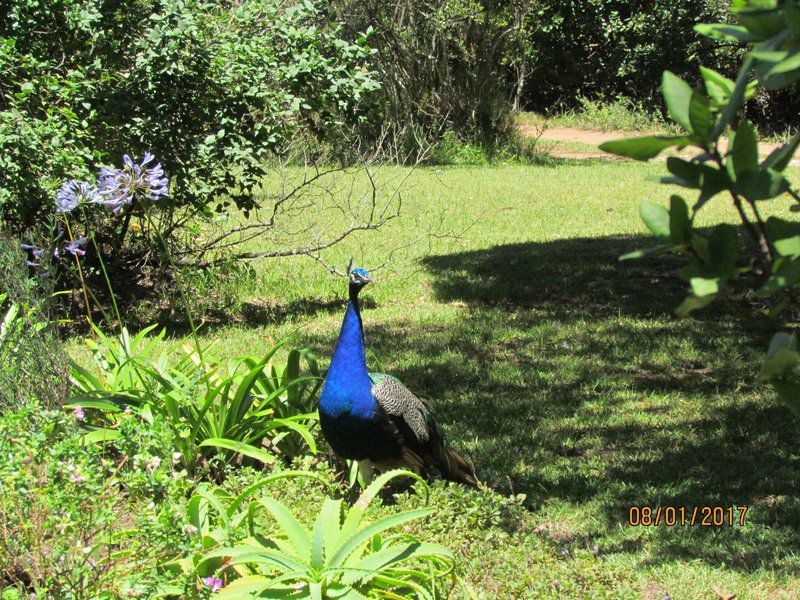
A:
[348,267,373,296]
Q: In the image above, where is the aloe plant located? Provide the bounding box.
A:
[197,471,456,599]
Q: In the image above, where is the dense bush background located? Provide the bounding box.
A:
[331,0,521,154]
[0,0,378,231]
[519,0,733,109]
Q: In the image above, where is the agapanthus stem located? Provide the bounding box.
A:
[64,217,94,334]
[84,213,123,330]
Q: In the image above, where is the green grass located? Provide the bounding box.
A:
[519,96,676,134]
[69,160,800,598]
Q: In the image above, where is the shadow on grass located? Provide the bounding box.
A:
[327,234,798,574]
[151,296,378,337]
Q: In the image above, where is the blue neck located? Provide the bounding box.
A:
[319,297,375,419]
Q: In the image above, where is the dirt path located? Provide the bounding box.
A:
[519,123,793,163]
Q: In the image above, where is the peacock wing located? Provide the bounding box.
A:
[368,372,479,487]
[368,372,445,447]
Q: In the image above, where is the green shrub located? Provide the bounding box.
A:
[525,0,734,111]
[331,0,519,156]
[68,324,322,475]
[0,0,378,231]
[0,402,187,597]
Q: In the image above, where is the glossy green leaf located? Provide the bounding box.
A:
[774,237,800,257]
[663,158,729,206]
[261,497,312,560]
[640,201,670,238]
[766,50,800,75]
[694,23,758,42]
[735,168,789,201]
[712,56,755,139]
[662,71,694,132]
[214,576,273,599]
[199,438,276,464]
[758,256,800,296]
[731,121,759,175]
[64,399,123,412]
[690,277,719,297]
[341,542,454,586]
[227,471,331,517]
[766,217,800,257]
[733,2,785,38]
[329,509,433,568]
[688,89,713,144]
[752,31,797,89]
[311,498,342,569]
[339,470,427,547]
[670,196,691,243]
[82,428,122,443]
[700,66,735,105]
[598,135,691,161]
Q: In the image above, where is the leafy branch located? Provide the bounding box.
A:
[600,0,800,415]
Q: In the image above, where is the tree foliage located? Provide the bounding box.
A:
[524,0,734,110]
[0,0,378,230]
[601,0,800,416]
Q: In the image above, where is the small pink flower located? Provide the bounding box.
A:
[184,523,198,535]
[124,405,131,413]
[202,577,222,592]
[145,456,161,473]
[74,406,85,421]
[23,457,32,464]
[70,471,87,484]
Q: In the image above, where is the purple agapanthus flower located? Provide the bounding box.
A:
[20,243,45,267]
[65,237,88,257]
[55,180,102,213]
[97,152,169,212]
[202,577,223,592]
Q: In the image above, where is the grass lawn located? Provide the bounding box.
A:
[71,159,800,598]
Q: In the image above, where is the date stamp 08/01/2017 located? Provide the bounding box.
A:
[627,505,749,527]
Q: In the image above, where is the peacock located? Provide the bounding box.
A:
[318,265,478,487]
